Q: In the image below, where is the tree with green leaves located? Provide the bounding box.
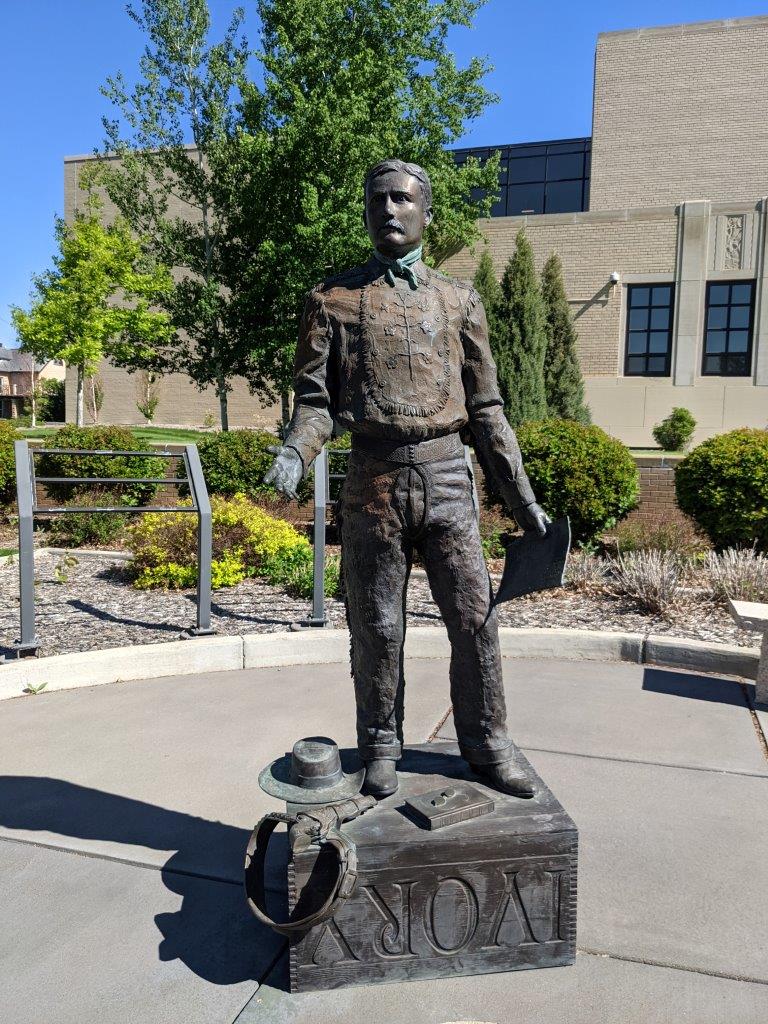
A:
[495,229,548,427]
[232,0,502,401]
[11,196,172,426]
[541,252,590,423]
[99,0,251,430]
[472,249,504,345]
[100,0,500,421]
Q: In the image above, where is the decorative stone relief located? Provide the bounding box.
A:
[724,215,744,270]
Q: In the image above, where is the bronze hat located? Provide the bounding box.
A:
[258,737,365,804]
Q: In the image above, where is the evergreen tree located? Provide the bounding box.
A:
[472,249,503,347]
[496,229,548,427]
[541,252,590,423]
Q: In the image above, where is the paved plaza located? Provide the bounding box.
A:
[0,655,767,1023]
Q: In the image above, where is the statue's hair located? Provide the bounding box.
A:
[364,159,433,209]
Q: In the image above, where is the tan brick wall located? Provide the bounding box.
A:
[442,208,679,377]
[590,17,768,210]
[64,361,281,430]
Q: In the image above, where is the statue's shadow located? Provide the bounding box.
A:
[0,748,471,987]
[0,776,287,986]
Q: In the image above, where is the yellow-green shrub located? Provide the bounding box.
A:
[127,493,328,595]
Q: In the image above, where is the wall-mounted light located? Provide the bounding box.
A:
[609,271,621,286]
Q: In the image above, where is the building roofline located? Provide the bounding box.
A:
[598,14,768,41]
[64,142,198,164]
[451,136,590,153]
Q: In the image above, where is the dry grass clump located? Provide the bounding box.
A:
[607,549,690,617]
[703,547,768,606]
[565,550,611,593]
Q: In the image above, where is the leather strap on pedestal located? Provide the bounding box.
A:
[244,812,359,936]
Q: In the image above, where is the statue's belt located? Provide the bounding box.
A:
[244,795,376,936]
[351,432,463,465]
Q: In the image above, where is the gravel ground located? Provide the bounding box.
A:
[0,550,755,659]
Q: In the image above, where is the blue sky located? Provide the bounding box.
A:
[2,0,766,347]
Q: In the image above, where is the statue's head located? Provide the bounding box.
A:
[363,159,434,258]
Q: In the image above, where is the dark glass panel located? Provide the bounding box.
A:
[627,356,646,374]
[628,333,647,354]
[544,179,583,213]
[707,306,727,329]
[629,308,649,330]
[507,156,546,183]
[648,356,667,373]
[704,355,723,374]
[546,141,586,154]
[630,287,650,306]
[708,284,730,305]
[508,145,547,158]
[490,194,507,216]
[706,331,726,353]
[650,307,669,329]
[729,305,750,329]
[731,283,753,304]
[651,286,671,306]
[726,353,749,375]
[649,332,668,353]
[546,153,584,181]
[506,182,544,215]
[729,330,749,352]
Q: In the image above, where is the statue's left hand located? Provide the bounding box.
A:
[513,501,551,538]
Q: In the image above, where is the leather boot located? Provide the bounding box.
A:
[363,759,399,798]
[472,760,535,798]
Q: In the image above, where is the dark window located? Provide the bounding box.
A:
[506,182,544,215]
[508,156,547,183]
[546,153,584,181]
[702,281,755,376]
[624,284,675,376]
[545,179,583,214]
[451,137,591,216]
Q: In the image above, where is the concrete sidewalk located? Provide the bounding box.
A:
[0,657,767,1023]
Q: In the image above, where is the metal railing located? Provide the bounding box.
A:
[12,440,213,657]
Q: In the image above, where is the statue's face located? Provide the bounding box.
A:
[364,169,433,258]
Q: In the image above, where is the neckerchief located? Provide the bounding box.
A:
[373,245,423,290]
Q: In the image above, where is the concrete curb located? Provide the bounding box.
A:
[0,636,243,701]
[0,547,130,566]
[0,627,759,702]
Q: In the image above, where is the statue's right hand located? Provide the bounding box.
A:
[264,445,304,500]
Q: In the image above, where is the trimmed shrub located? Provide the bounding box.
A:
[185,429,313,504]
[0,420,19,506]
[675,429,768,550]
[127,492,338,598]
[611,519,710,558]
[38,425,166,506]
[496,419,639,547]
[652,407,696,451]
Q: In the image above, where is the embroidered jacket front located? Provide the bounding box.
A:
[283,256,536,509]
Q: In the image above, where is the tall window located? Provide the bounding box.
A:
[702,281,755,376]
[624,284,675,376]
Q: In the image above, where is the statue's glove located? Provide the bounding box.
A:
[264,445,304,500]
[513,500,551,538]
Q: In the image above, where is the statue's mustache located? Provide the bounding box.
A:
[381,219,405,232]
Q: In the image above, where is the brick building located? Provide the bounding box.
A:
[0,347,65,420]
[64,14,768,443]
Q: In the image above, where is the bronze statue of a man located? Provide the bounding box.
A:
[266,159,550,799]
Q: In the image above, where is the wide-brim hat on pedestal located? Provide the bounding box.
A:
[259,736,365,804]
